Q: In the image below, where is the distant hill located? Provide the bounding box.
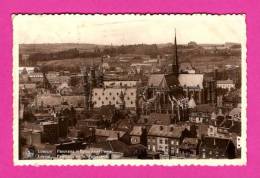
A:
[19,43,109,55]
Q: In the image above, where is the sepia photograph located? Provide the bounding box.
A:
[13,14,246,165]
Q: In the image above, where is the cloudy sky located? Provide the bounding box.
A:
[13,14,246,45]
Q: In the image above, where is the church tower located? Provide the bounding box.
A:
[90,59,97,88]
[82,67,91,111]
[172,29,179,77]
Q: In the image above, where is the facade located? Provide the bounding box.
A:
[28,73,44,83]
[217,79,235,91]
[39,121,59,144]
[35,94,85,108]
[147,125,184,156]
[229,107,241,122]
[19,83,37,90]
[104,80,138,88]
[19,67,35,74]
[199,136,236,159]
[130,126,143,145]
[95,129,126,143]
[179,138,199,158]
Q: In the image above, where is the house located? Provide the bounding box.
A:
[189,104,216,124]
[217,79,235,91]
[179,138,199,158]
[98,105,117,123]
[76,119,99,136]
[147,124,185,156]
[39,121,59,144]
[130,126,147,146]
[19,83,37,90]
[36,94,85,108]
[57,83,73,96]
[19,67,36,74]
[28,73,44,83]
[229,107,241,122]
[20,128,42,146]
[92,140,147,158]
[137,113,172,126]
[199,136,236,159]
[95,129,126,143]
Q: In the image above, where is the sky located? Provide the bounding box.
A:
[13,14,246,45]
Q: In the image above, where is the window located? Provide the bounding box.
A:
[160,126,163,131]
[94,93,97,96]
[131,92,133,95]
[176,148,179,154]
[101,101,104,105]
[176,141,179,146]
[131,101,133,104]
[113,97,115,100]
[109,92,112,96]
[171,140,174,145]
[127,97,130,100]
[159,139,163,144]
[105,97,108,100]
[165,139,168,144]
[98,97,101,100]
[152,145,156,151]
[109,101,111,105]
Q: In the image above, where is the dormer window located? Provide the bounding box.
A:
[160,126,163,131]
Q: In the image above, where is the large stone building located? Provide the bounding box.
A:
[92,88,137,109]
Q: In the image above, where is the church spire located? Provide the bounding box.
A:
[172,29,179,76]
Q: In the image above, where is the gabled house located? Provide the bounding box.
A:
[147,124,184,156]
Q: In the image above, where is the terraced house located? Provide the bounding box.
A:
[147,124,185,157]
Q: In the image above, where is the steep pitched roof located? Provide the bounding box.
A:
[147,74,168,89]
[130,126,143,136]
[180,138,199,150]
[95,129,126,140]
[193,104,215,113]
[148,124,184,138]
[178,74,204,89]
[229,108,241,118]
[217,79,234,84]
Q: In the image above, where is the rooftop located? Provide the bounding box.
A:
[148,124,184,138]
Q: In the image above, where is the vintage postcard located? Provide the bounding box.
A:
[13,14,246,166]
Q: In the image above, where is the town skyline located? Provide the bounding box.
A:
[15,14,245,164]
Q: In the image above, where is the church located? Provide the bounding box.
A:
[140,30,216,122]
